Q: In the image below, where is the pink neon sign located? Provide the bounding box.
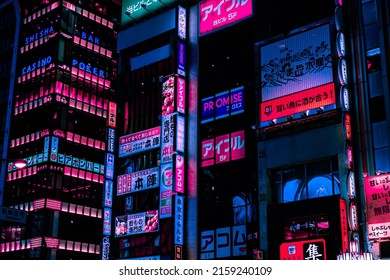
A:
[199,0,253,35]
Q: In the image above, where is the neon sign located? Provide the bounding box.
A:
[72,59,105,78]
[199,0,253,35]
[201,86,244,123]
[24,25,55,45]
[80,31,100,45]
[22,56,52,75]
[201,130,245,166]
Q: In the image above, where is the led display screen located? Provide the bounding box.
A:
[199,0,253,35]
[260,24,333,102]
[259,23,335,124]
[114,210,159,237]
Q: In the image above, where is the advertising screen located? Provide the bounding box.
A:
[199,0,253,35]
[114,210,159,237]
[259,23,334,123]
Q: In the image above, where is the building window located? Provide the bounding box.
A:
[372,121,390,172]
[284,215,329,241]
[273,159,340,203]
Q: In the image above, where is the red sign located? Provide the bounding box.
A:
[199,0,253,35]
[280,239,326,260]
[108,102,117,128]
[201,138,215,167]
[339,199,349,253]
[201,131,245,166]
[215,134,230,164]
[260,83,335,122]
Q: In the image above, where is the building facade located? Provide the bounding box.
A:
[1,0,390,260]
[0,0,120,259]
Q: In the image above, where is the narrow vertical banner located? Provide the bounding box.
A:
[174,154,185,194]
[107,101,117,128]
[103,208,112,236]
[160,163,173,218]
[174,194,185,246]
[175,114,185,154]
[105,153,114,180]
[103,180,113,208]
[177,6,187,40]
[176,76,186,114]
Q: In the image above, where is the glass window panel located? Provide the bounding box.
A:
[375,147,390,172]
[364,23,379,50]
[369,70,384,97]
[362,1,378,25]
[372,121,389,148]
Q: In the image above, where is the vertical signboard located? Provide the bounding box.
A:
[174,154,185,194]
[173,194,184,246]
[160,163,173,218]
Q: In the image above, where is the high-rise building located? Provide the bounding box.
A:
[0,0,120,259]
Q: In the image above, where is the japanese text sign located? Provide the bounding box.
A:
[119,127,161,158]
[199,0,253,35]
[117,167,160,196]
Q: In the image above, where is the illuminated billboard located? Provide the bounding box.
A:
[119,126,161,158]
[280,239,326,260]
[201,130,245,167]
[199,0,253,36]
[364,175,390,239]
[260,83,335,122]
[200,225,247,259]
[114,210,159,237]
[117,167,160,196]
[201,86,244,123]
[121,0,177,26]
[259,23,334,123]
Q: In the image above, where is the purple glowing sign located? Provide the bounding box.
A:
[199,0,253,35]
[201,86,244,123]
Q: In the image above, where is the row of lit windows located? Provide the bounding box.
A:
[63,1,114,29]
[17,63,55,84]
[7,164,104,183]
[71,67,111,88]
[73,35,113,59]
[10,129,106,152]
[23,2,60,25]
[20,33,54,54]
[10,198,102,219]
[14,80,110,118]
[0,237,100,255]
